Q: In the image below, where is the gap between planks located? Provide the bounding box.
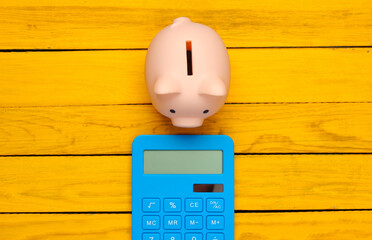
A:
[1,102,372,109]
[0,209,372,214]
[1,46,372,52]
[1,153,372,157]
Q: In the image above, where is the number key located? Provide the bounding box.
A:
[164,233,181,240]
[143,233,160,240]
[185,233,203,240]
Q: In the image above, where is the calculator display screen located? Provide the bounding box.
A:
[143,150,222,174]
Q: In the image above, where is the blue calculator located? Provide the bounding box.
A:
[132,135,234,240]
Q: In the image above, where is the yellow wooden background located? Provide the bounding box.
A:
[1,0,372,239]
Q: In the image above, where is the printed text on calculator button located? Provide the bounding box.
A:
[164,216,182,230]
[185,233,203,240]
[142,216,160,230]
[186,199,203,212]
[142,198,160,212]
[143,233,160,240]
[185,216,203,230]
[164,233,182,240]
[207,233,224,240]
[207,199,224,212]
[207,216,224,230]
[164,198,182,212]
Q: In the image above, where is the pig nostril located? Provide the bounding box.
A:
[170,109,176,113]
[203,110,209,114]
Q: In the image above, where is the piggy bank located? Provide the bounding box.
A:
[145,17,230,128]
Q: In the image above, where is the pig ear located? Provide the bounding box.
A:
[198,76,227,97]
[153,76,181,95]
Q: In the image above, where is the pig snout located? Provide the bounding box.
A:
[171,117,204,128]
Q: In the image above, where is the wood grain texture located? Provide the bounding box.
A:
[0,155,371,212]
[235,211,372,240]
[1,0,371,238]
[0,104,371,155]
[0,156,131,212]
[1,212,372,239]
[0,214,129,240]
[0,0,372,49]
[1,48,372,107]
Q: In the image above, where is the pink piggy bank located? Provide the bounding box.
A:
[145,17,230,128]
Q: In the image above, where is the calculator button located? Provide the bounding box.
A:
[206,199,224,212]
[143,233,160,240]
[164,216,182,230]
[207,233,224,240]
[164,198,182,212]
[142,198,160,212]
[185,199,203,212]
[142,216,160,230]
[207,216,224,230]
[164,233,182,240]
[185,233,203,240]
[185,216,203,230]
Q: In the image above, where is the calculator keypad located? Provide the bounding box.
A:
[142,197,225,238]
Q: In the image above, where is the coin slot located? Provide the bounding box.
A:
[186,41,193,75]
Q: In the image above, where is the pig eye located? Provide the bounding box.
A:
[203,109,209,114]
[170,109,176,113]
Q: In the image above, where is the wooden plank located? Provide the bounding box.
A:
[235,155,372,210]
[234,211,372,240]
[1,212,372,239]
[0,155,371,212]
[0,214,130,240]
[0,104,371,155]
[0,0,372,49]
[1,48,372,107]
[0,156,131,212]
